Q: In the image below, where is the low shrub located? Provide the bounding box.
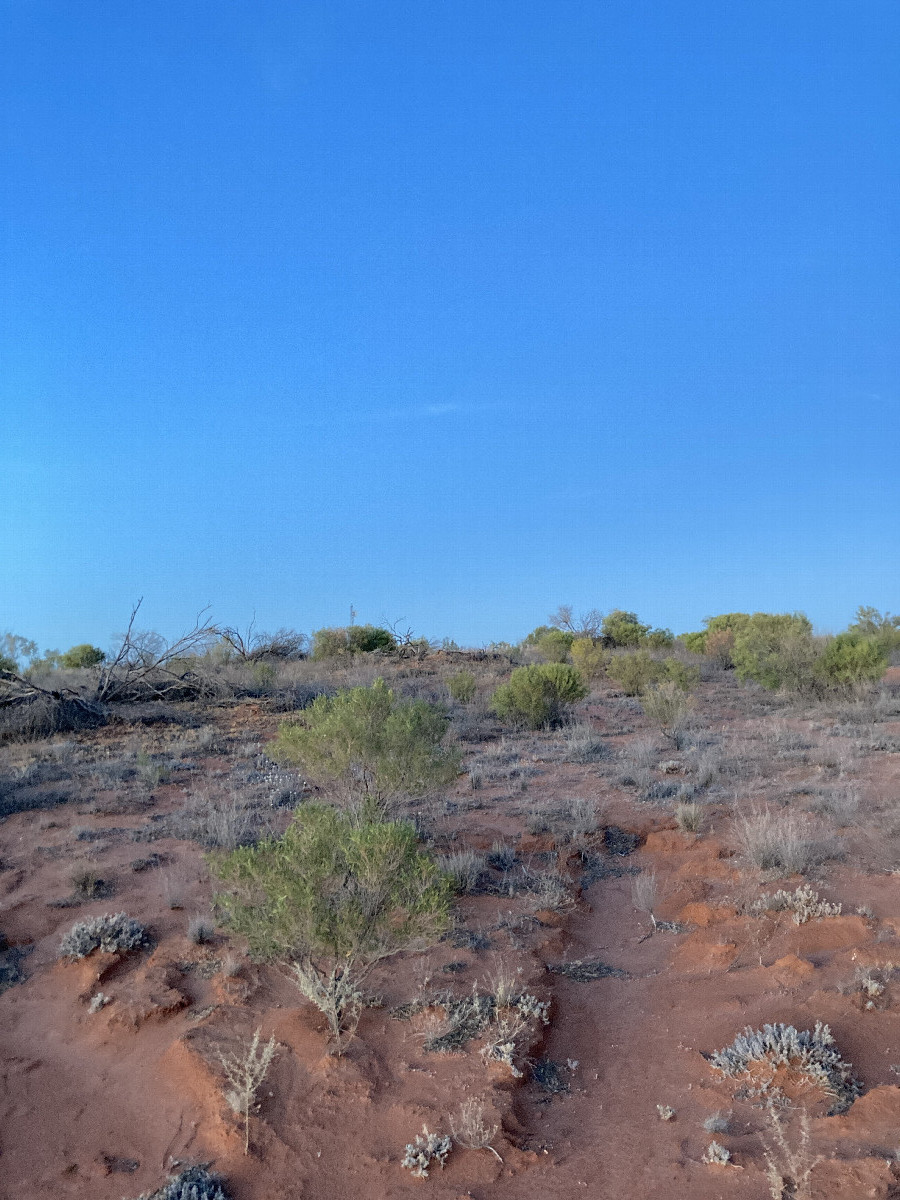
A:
[601,610,651,648]
[569,637,608,679]
[448,670,477,703]
[708,1022,860,1113]
[271,678,460,817]
[210,804,452,1048]
[816,633,887,687]
[641,681,694,746]
[311,624,396,659]
[607,652,698,696]
[492,663,588,728]
[135,1166,230,1200]
[59,912,148,959]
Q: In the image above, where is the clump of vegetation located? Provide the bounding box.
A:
[311,624,396,659]
[451,1099,502,1160]
[607,652,698,696]
[58,643,106,668]
[217,1028,277,1154]
[59,912,148,959]
[402,1126,452,1178]
[734,808,836,875]
[271,678,460,817]
[569,637,608,679]
[447,670,477,703]
[702,1141,732,1165]
[135,1165,229,1200]
[523,626,575,663]
[816,632,887,687]
[750,884,841,925]
[708,1022,860,1113]
[492,662,588,728]
[641,680,695,745]
[210,804,452,1051]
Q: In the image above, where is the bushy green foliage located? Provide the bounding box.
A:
[601,610,651,648]
[534,629,575,662]
[607,652,698,696]
[210,804,452,968]
[271,678,459,815]
[59,643,106,669]
[679,631,706,653]
[492,662,588,728]
[570,637,608,679]
[731,613,815,690]
[646,627,675,649]
[447,670,477,703]
[680,613,752,657]
[816,633,887,686]
[311,624,396,659]
[846,606,900,659]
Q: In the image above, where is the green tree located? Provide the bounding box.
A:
[210,805,451,1048]
[271,679,459,817]
[59,643,106,669]
[492,662,588,728]
[601,610,651,648]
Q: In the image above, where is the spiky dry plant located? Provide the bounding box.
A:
[217,1028,277,1154]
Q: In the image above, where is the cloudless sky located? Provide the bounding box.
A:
[2,1,899,651]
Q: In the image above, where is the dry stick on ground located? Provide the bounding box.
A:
[217,1028,277,1154]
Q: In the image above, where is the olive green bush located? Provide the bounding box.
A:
[607,652,699,696]
[732,613,815,690]
[846,606,900,660]
[492,662,588,728]
[447,670,477,703]
[816,633,886,687]
[271,678,459,817]
[210,804,451,1048]
[570,637,608,679]
[601,610,651,648]
[311,624,396,659]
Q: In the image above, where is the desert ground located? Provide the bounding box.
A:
[2,653,900,1199]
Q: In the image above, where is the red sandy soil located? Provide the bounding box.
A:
[2,676,900,1199]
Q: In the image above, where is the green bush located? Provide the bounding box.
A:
[210,805,451,1044]
[731,613,816,691]
[447,670,477,703]
[607,651,661,694]
[846,607,900,660]
[607,652,698,696]
[534,629,574,662]
[271,678,459,816]
[211,804,451,965]
[492,662,588,728]
[59,643,106,669]
[646,627,675,650]
[570,637,608,679]
[311,624,396,660]
[816,633,887,687]
[601,610,651,648]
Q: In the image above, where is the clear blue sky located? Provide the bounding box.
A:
[2,1,898,651]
